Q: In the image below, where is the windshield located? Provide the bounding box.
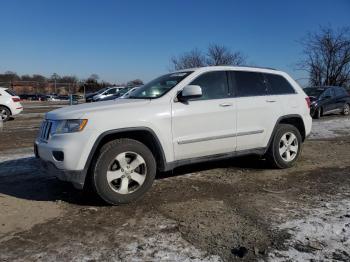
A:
[304,88,324,97]
[118,87,133,96]
[121,87,139,98]
[97,87,109,94]
[128,72,193,99]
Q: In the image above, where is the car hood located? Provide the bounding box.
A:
[46,99,151,120]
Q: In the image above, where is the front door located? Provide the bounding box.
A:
[320,88,336,113]
[172,71,237,160]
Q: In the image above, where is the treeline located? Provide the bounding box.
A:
[0,72,143,94]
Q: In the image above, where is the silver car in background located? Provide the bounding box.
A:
[92,87,124,102]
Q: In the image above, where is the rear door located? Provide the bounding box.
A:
[172,71,237,160]
[334,87,347,110]
[264,72,299,115]
[231,71,280,151]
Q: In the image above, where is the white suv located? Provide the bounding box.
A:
[35,66,312,205]
[0,87,23,121]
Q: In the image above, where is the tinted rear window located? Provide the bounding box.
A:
[232,71,267,97]
[335,87,348,96]
[264,73,295,95]
[304,88,324,97]
[5,89,17,96]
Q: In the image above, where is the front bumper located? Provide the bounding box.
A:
[35,143,86,189]
[11,104,23,116]
[34,130,96,189]
[40,159,86,189]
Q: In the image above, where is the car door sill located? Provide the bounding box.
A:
[164,148,266,171]
[323,108,341,115]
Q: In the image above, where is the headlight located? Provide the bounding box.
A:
[50,119,88,135]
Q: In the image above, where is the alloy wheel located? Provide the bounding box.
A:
[279,132,299,162]
[0,109,8,121]
[106,151,147,194]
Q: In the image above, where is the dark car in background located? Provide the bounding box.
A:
[19,94,47,101]
[304,86,350,119]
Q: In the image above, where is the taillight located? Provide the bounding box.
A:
[12,97,21,102]
[305,97,311,109]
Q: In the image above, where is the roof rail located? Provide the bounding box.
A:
[238,65,277,70]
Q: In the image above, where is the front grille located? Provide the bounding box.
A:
[39,120,52,141]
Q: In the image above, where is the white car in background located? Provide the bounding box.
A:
[0,87,23,121]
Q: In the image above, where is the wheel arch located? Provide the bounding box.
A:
[84,127,168,176]
[0,104,12,115]
[266,114,306,152]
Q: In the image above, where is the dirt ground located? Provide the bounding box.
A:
[0,101,350,261]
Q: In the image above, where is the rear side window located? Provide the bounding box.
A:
[106,88,117,95]
[190,71,229,100]
[335,87,348,97]
[264,73,295,95]
[5,89,17,96]
[232,71,267,97]
[334,87,342,97]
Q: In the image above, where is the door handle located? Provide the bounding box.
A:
[266,100,276,103]
[219,103,233,107]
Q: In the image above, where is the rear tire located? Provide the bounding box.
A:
[342,103,350,116]
[0,106,11,122]
[266,124,302,169]
[91,138,156,205]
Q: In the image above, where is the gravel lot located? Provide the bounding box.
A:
[0,101,350,261]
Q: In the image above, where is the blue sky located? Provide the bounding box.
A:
[0,0,349,84]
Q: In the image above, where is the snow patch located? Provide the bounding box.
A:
[0,147,34,162]
[268,199,350,261]
[310,118,350,139]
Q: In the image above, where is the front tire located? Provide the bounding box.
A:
[313,107,322,119]
[342,103,350,116]
[91,138,156,205]
[0,106,11,122]
[266,124,302,169]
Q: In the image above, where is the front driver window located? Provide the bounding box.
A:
[321,88,333,99]
[189,71,229,100]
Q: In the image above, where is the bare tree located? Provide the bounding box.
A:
[207,44,246,66]
[126,79,144,87]
[170,45,246,71]
[89,74,99,81]
[170,48,206,70]
[299,26,350,87]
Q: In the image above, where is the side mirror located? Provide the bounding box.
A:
[323,95,331,100]
[177,85,202,102]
